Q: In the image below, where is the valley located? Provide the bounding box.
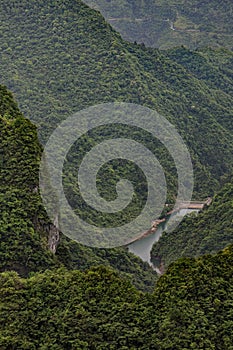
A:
[0,0,232,348]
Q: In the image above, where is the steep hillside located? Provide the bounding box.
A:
[151,177,233,268]
[0,0,232,204]
[1,245,233,348]
[84,0,233,49]
[150,244,233,349]
[0,2,233,347]
[0,85,157,290]
[165,46,233,133]
[0,85,58,275]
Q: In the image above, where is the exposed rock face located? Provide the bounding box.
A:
[33,213,60,254]
[48,224,60,253]
[47,215,60,253]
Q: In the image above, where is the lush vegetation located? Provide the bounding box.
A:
[1,245,233,349]
[151,177,233,269]
[0,0,232,211]
[0,0,232,281]
[0,2,233,348]
[0,84,157,291]
[84,0,233,49]
[0,85,57,275]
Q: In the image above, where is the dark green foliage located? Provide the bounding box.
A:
[0,266,145,349]
[84,0,233,49]
[0,0,232,206]
[151,178,233,268]
[1,246,233,349]
[0,0,232,291]
[57,237,157,292]
[0,85,157,290]
[0,87,57,275]
[149,245,233,349]
[0,2,232,348]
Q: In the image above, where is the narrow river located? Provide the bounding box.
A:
[127,209,198,268]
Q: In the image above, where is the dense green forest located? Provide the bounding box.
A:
[151,177,233,268]
[1,245,233,348]
[0,85,158,291]
[0,0,232,210]
[0,85,57,275]
[0,1,232,348]
[84,0,233,49]
[1,82,231,348]
[0,0,232,285]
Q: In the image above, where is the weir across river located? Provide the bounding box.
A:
[166,197,212,215]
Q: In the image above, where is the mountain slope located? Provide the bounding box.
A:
[0,0,232,271]
[0,84,157,291]
[1,245,233,348]
[151,177,233,268]
[0,2,233,347]
[0,85,58,275]
[84,0,233,49]
[0,0,232,204]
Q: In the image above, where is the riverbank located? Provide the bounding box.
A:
[127,198,212,274]
[126,198,212,246]
[125,218,166,245]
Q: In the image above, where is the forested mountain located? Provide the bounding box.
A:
[0,1,233,348]
[151,177,233,268]
[84,0,233,49]
[0,85,158,291]
[1,83,231,348]
[0,85,57,275]
[0,0,232,205]
[1,245,233,348]
[0,0,232,270]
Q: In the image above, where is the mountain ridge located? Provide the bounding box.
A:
[84,0,233,49]
[0,0,232,203]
